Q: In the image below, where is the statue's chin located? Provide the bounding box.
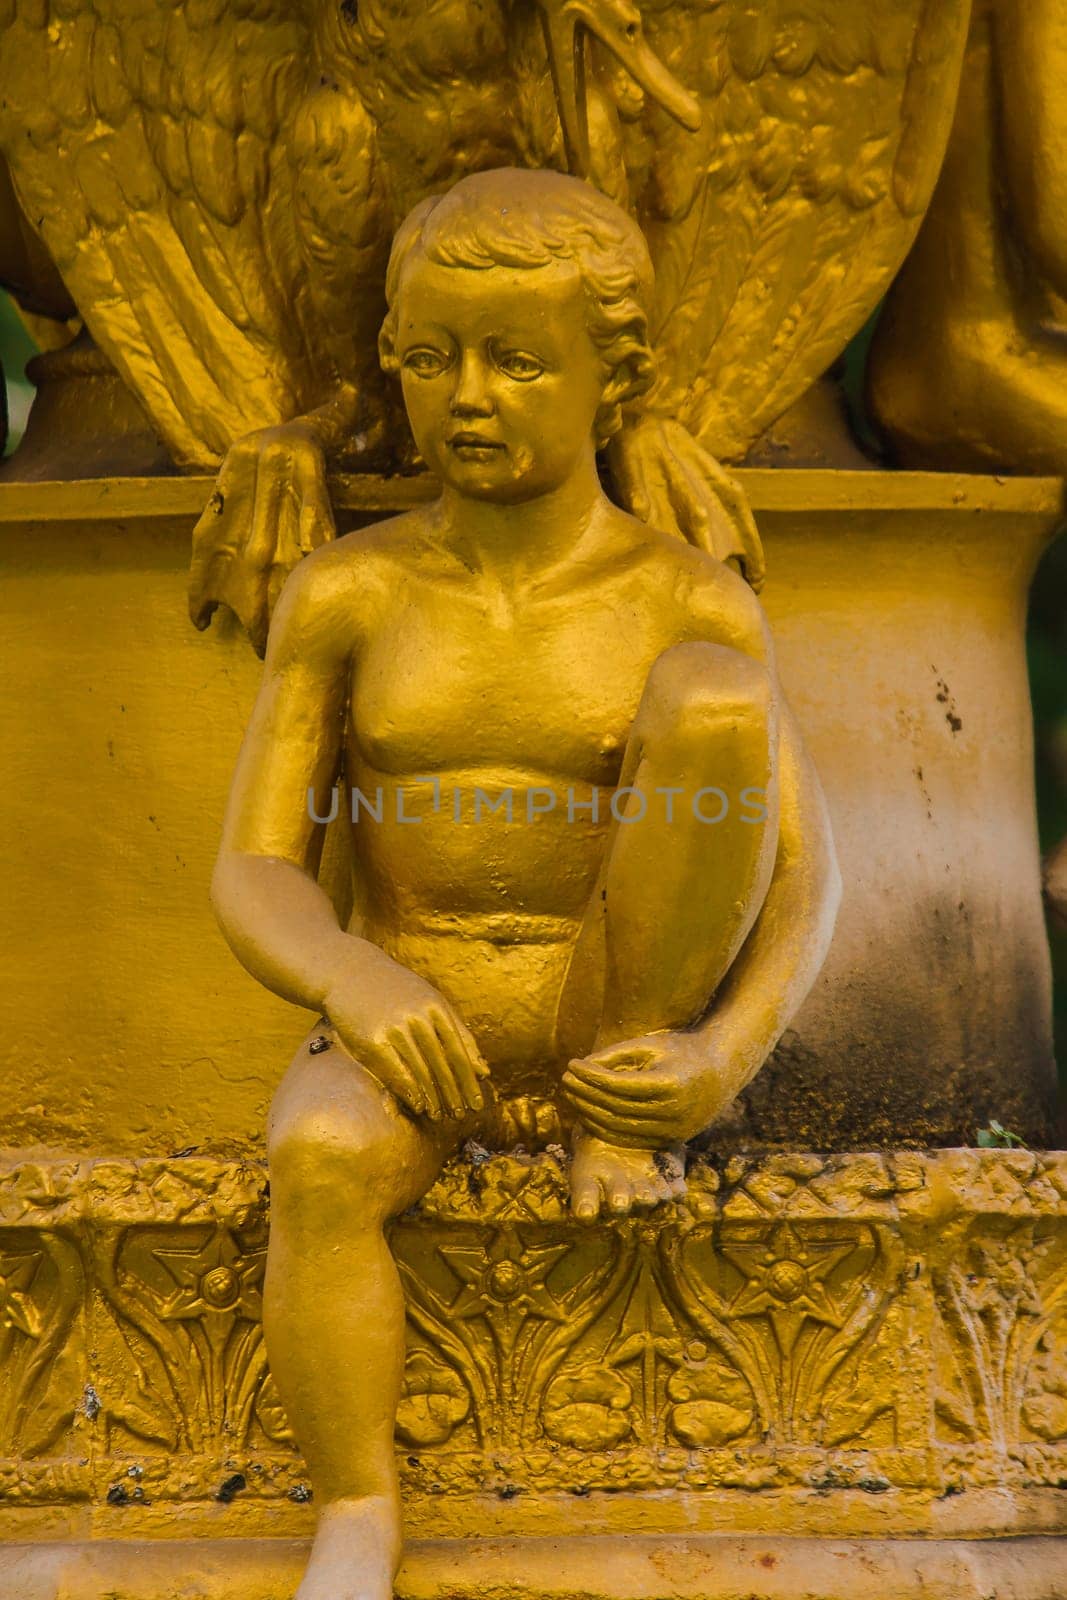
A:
[437,467,555,506]
[431,440,585,506]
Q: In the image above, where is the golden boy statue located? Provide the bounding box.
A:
[212,169,840,1600]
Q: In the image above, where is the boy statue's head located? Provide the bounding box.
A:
[379,169,657,502]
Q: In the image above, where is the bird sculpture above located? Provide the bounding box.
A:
[0,0,972,647]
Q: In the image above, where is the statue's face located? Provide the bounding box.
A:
[394,256,606,502]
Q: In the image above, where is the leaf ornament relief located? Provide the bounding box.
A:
[93,1221,270,1461]
[0,1230,83,1468]
[661,1217,904,1449]
[934,1218,1067,1463]
[0,1154,1062,1516]
[395,1218,633,1457]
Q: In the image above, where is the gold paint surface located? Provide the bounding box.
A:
[1,1534,1065,1600]
[870,0,1067,476]
[0,0,1062,1589]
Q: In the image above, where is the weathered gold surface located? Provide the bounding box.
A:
[2,1533,1065,1600]
[0,0,1062,1594]
[0,1150,1062,1540]
[869,0,1067,475]
[0,468,1061,1590]
[0,1149,1064,1598]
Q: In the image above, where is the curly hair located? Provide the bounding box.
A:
[379,168,656,447]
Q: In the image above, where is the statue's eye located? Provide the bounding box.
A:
[402,347,449,377]
[496,350,544,381]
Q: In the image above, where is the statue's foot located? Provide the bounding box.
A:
[569,1130,686,1221]
[295,1495,400,1600]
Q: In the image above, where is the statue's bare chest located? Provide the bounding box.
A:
[348,579,671,783]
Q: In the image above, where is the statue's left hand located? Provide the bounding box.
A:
[608,415,766,591]
[562,1030,723,1149]
[189,420,336,658]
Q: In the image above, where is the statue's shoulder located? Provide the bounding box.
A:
[268,513,423,658]
[628,517,771,665]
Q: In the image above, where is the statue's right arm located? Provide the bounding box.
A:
[210,549,360,1014]
[210,547,488,1119]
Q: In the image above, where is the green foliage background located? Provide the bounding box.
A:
[0,291,36,455]
[1,289,1064,1072]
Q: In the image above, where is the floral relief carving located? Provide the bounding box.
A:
[0,1229,83,1464]
[396,1220,632,1455]
[0,1153,1060,1511]
[660,1217,905,1450]
[933,1218,1067,1457]
[93,1223,270,1458]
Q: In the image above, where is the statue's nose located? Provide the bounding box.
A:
[450,353,495,416]
[537,0,701,177]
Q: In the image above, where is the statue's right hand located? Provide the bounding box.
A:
[189,419,337,658]
[323,945,490,1122]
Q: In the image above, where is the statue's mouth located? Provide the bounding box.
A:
[448,433,506,455]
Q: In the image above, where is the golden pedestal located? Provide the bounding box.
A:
[0,471,1063,1594]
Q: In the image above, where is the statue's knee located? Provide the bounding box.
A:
[642,642,772,748]
[269,1106,401,1228]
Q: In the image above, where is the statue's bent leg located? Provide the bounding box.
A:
[561,640,780,1053]
[265,1029,459,1598]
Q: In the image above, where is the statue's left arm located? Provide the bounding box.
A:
[563,699,841,1149]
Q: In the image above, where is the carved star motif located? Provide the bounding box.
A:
[440,1229,569,1348]
[151,1229,264,1322]
[721,1223,858,1356]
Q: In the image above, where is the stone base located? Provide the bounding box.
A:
[1,1534,1064,1600]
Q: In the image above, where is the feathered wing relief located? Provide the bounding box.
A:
[626,0,972,461]
[0,0,326,465]
[0,0,971,474]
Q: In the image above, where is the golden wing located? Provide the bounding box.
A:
[626,0,973,461]
[0,0,383,467]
